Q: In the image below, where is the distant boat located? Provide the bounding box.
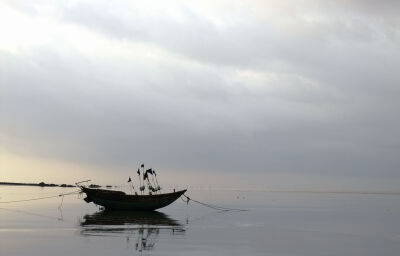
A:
[79,186,186,211]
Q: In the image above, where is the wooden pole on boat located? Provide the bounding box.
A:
[154,170,160,194]
[141,164,145,194]
[150,167,156,192]
[137,168,141,194]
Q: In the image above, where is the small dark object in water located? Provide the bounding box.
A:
[89,184,101,188]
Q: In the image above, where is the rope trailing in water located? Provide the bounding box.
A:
[182,194,248,212]
[0,190,81,204]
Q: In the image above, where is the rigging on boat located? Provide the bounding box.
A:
[128,164,162,195]
[77,164,186,211]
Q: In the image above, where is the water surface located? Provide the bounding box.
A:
[1,186,399,255]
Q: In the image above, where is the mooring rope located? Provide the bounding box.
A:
[182,194,248,211]
[0,190,81,204]
[0,207,63,221]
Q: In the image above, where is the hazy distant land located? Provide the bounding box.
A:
[0,181,75,188]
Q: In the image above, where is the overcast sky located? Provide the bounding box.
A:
[1,0,399,190]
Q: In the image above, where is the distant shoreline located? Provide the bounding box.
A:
[0,182,75,188]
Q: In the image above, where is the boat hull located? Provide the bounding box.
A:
[81,187,186,211]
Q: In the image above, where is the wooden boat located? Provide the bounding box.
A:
[80,186,187,211]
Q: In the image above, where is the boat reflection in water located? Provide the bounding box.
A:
[80,210,185,252]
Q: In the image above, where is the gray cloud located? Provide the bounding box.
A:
[1,0,400,188]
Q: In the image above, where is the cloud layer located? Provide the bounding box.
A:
[1,0,399,189]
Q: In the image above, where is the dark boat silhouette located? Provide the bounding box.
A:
[80,186,187,211]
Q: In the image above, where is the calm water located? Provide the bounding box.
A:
[1,186,399,256]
